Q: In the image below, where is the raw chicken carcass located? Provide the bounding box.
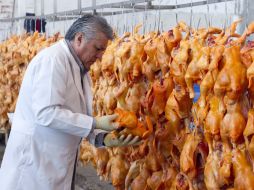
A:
[79,140,109,179]
[199,44,224,107]
[156,35,171,76]
[244,109,254,171]
[142,34,160,81]
[191,99,209,128]
[122,30,150,82]
[113,80,129,109]
[103,85,117,114]
[163,27,182,52]
[143,77,174,120]
[162,167,178,189]
[93,148,110,179]
[234,21,254,45]
[94,77,108,116]
[170,172,195,190]
[215,19,242,45]
[185,37,209,98]
[145,137,162,173]
[170,39,190,87]
[125,81,147,114]
[101,41,117,80]
[214,45,247,112]
[220,98,246,146]
[90,59,101,84]
[232,148,254,190]
[114,108,138,129]
[106,148,130,190]
[219,151,233,186]
[242,40,254,106]
[79,140,96,167]
[204,144,233,189]
[124,160,143,190]
[146,170,164,190]
[204,95,224,150]
[131,163,150,190]
[165,87,192,120]
[204,150,220,190]
[120,116,153,139]
[114,37,132,82]
[180,131,205,180]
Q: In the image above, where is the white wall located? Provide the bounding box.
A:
[0,0,13,41]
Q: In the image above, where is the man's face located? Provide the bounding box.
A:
[72,32,108,70]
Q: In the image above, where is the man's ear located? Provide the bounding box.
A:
[75,32,83,45]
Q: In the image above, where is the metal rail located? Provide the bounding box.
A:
[111,0,234,9]
[0,0,153,22]
[0,0,235,22]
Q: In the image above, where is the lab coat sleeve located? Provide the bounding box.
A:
[86,126,108,148]
[31,55,93,137]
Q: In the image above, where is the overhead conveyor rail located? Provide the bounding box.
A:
[0,0,235,22]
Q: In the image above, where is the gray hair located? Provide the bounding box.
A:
[65,14,113,41]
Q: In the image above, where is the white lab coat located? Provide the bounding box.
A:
[0,39,95,190]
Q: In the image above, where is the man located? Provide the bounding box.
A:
[0,14,140,190]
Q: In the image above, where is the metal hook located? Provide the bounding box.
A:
[131,3,135,34]
[157,0,162,32]
[224,0,228,30]
[205,14,208,29]
[123,4,127,34]
[153,14,157,32]
[190,0,193,29]
[14,20,17,35]
[234,0,237,14]
[207,0,210,28]
[115,16,119,36]
[7,29,9,39]
[246,0,249,28]
[210,14,213,28]
[53,13,57,35]
[15,20,17,35]
[196,17,201,30]
[154,6,158,32]
[40,15,43,34]
[142,1,148,34]
[119,4,123,35]
[134,7,138,34]
[124,12,127,33]
[175,0,178,24]
[33,16,36,33]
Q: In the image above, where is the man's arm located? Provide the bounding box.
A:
[31,55,93,137]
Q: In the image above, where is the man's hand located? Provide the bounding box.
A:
[94,114,119,131]
[103,133,141,147]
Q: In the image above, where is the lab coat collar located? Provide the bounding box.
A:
[65,39,88,78]
[60,39,87,112]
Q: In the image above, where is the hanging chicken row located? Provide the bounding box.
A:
[0,32,61,129]
[81,20,254,190]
